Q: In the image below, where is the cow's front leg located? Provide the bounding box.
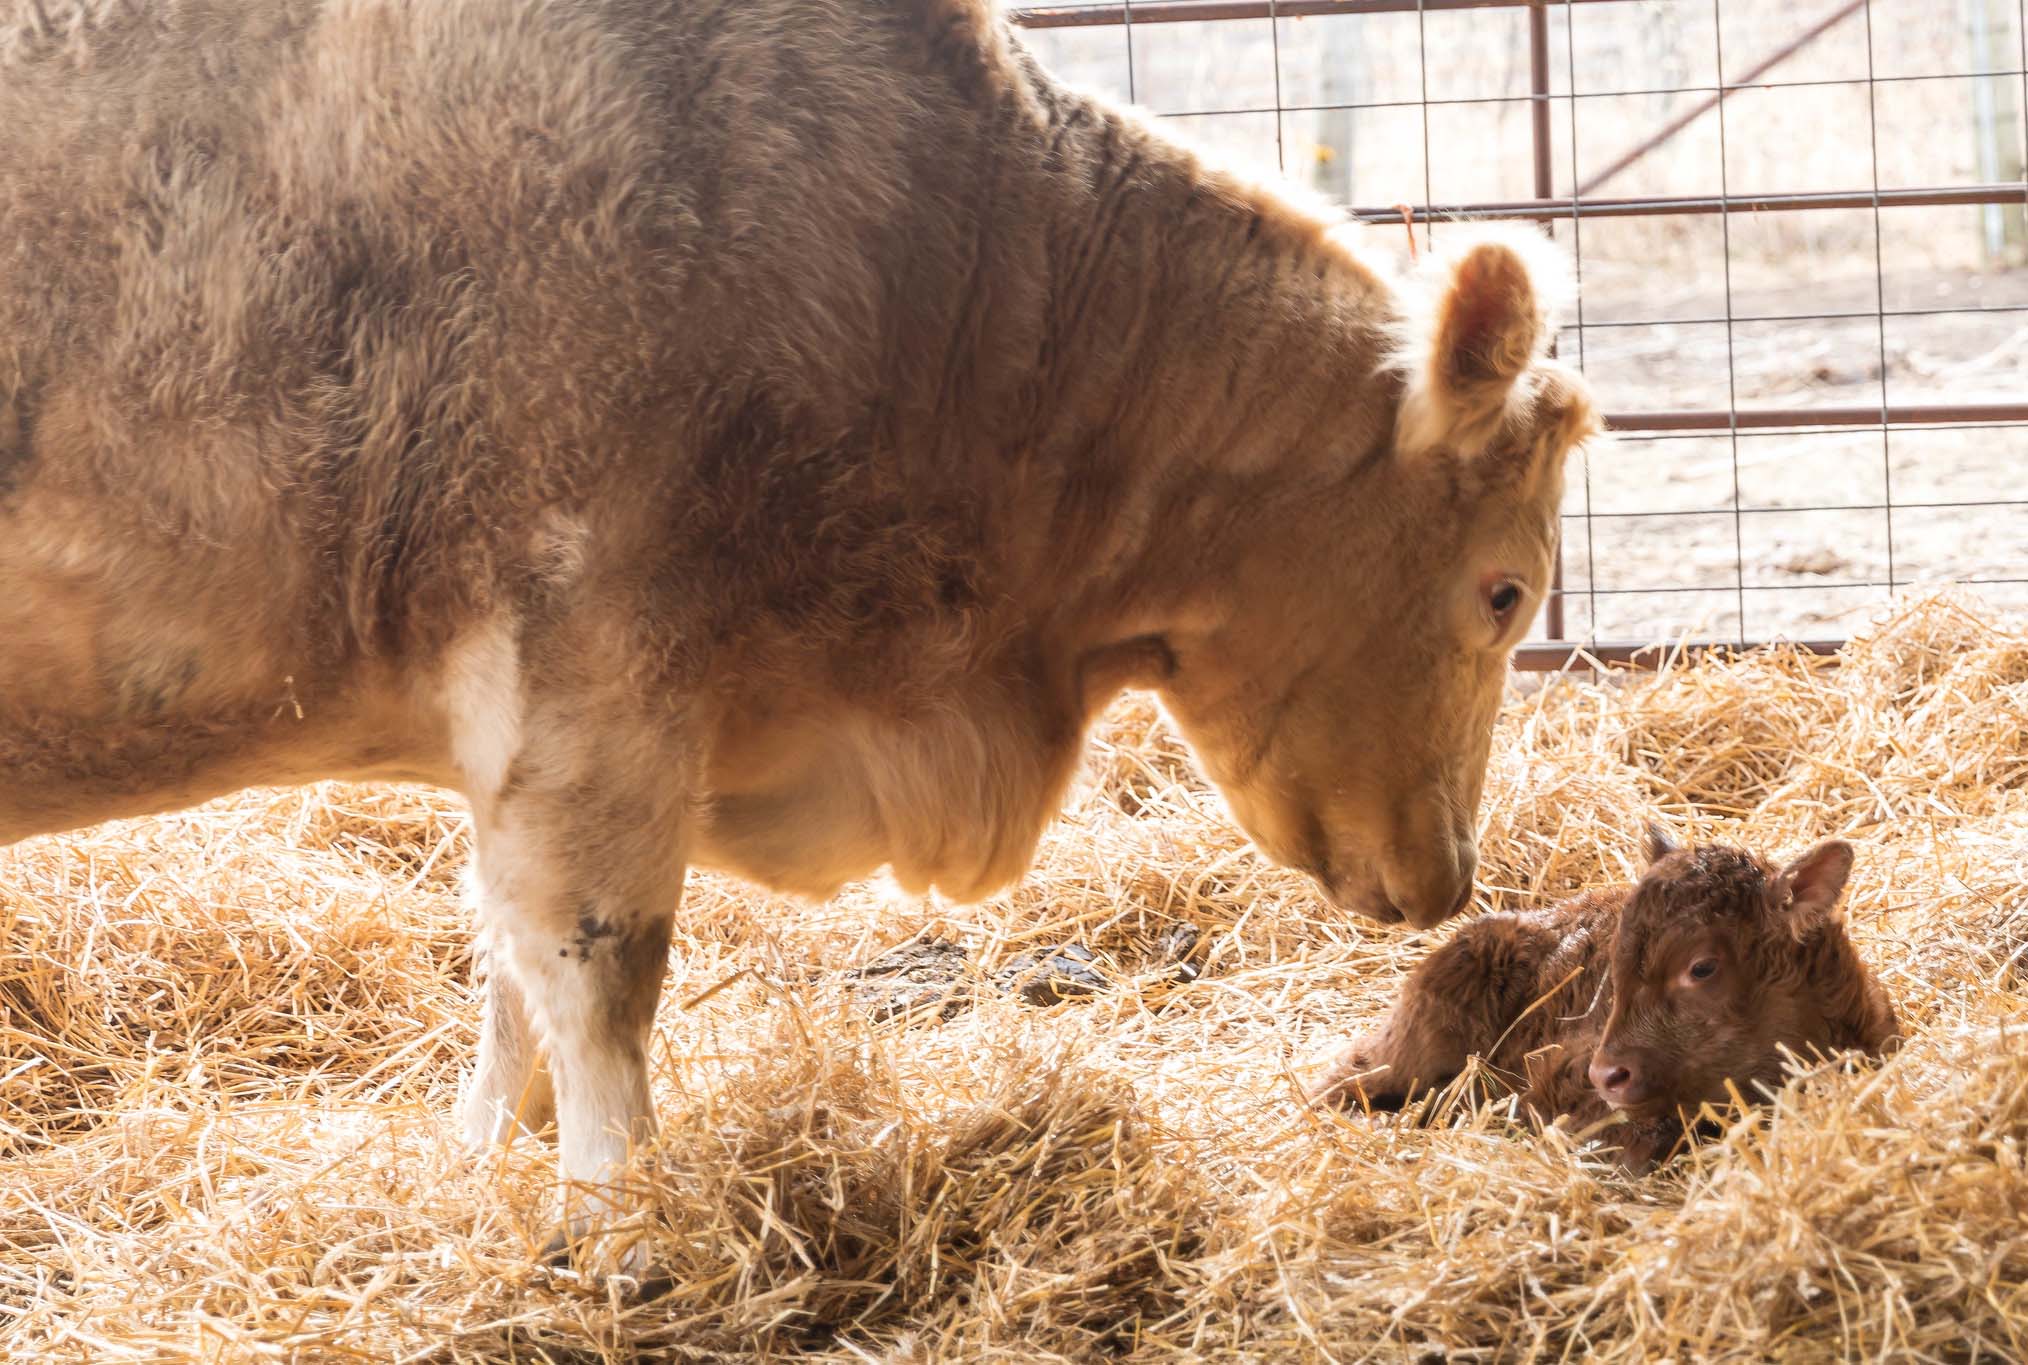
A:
[468,776,684,1270]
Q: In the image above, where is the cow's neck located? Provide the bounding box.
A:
[691,84,1411,905]
[971,94,1402,675]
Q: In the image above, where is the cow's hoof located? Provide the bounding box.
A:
[538,1228,657,1287]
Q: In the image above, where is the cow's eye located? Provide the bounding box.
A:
[1686,958,1719,983]
[1486,580,1522,620]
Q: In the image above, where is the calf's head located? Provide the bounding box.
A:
[1155,227,1598,929]
[1588,827,1880,1119]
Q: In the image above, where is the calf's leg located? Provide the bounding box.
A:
[1303,916,1547,1110]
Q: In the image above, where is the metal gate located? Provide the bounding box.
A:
[1011,1,2028,666]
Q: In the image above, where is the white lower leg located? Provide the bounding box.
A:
[453,703,685,1274]
[550,1030,654,1230]
[503,928,665,1269]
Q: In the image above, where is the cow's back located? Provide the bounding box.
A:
[0,0,1030,839]
[2,0,1002,675]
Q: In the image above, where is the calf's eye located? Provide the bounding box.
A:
[1687,958,1718,983]
[1486,580,1522,620]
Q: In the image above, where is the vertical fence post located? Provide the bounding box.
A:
[1966,0,2027,262]
[1313,14,1361,202]
[1530,0,1567,644]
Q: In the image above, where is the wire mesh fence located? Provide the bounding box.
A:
[1009,0,2028,665]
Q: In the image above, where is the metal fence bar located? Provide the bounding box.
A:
[1123,0,1137,100]
[1579,303,2028,327]
[1012,0,1627,26]
[1530,0,1565,642]
[1572,497,2028,518]
[1605,401,2028,431]
[1710,0,1746,644]
[1546,577,2028,596]
[1346,183,2028,222]
[1861,0,1899,601]
[1618,421,2028,439]
[1147,70,2028,119]
[1416,0,1435,246]
[1561,0,1599,639]
[1268,0,1286,169]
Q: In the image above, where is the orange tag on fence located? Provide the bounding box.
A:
[1392,203,1419,261]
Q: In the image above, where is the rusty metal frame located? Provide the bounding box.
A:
[1350,183,2028,223]
[1016,1,1620,24]
[1009,0,2028,670]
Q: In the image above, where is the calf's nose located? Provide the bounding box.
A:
[1588,1053,1643,1106]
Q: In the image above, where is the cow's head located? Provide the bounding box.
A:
[1152,226,1598,928]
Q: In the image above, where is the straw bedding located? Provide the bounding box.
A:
[2,591,2024,1362]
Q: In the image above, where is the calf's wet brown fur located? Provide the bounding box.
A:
[1304,826,1900,1168]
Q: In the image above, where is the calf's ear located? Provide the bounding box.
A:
[1641,821,1682,869]
[1775,839,1854,938]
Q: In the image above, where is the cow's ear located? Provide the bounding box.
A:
[1395,225,1565,456]
[1641,821,1682,870]
[1775,839,1854,938]
[1432,237,1542,393]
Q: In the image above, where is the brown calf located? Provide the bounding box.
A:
[1303,828,1899,1168]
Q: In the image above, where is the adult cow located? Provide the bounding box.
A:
[0,0,1598,1253]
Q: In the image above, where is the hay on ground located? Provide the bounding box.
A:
[2,590,2025,1362]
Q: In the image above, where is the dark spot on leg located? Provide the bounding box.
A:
[571,909,623,963]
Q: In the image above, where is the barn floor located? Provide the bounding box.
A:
[3,593,2025,1362]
